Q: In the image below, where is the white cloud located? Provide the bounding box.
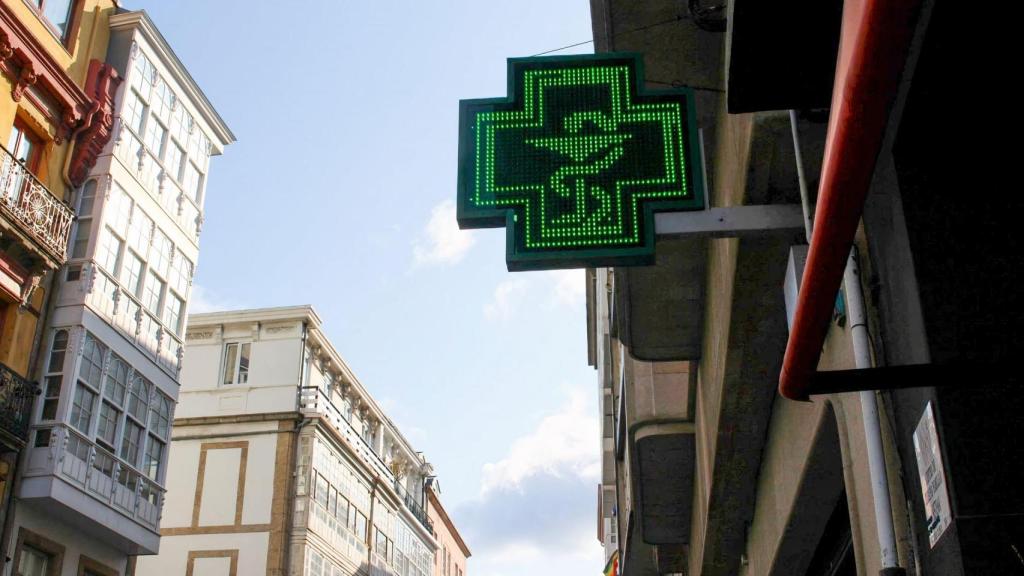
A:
[547,269,586,308]
[412,199,475,267]
[480,387,599,495]
[483,277,529,321]
[187,283,242,314]
[453,387,603,576]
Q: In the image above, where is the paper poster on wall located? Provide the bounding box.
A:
[912,401,952,547]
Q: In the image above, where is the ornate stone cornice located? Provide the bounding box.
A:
[0,4,93,142]
[68,59,121,187]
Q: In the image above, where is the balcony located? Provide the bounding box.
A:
[20,423,164,554]
[0,361,39,445]
[0,145,74,266]
[298,386,434,536]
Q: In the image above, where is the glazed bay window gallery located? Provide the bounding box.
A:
[37,329,173,483]
[79,180,194,337]
[116,49,210,237]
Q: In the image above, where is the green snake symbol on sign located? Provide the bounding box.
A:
[457,54,703,271]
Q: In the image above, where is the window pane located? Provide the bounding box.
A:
[142,270,164,315]
[104,355,129,405]
[79,334,106,388]
[144,118,166,156]
[120,421,143,465]
[127,209,153,253]
[223,343,237,385]
[238,343,251,384]
[70,385,97,433]
[96,228,122,274]
[165,143,184,181]
[127,375,151,419]
[97,402,120,447]
[18,544,49,576]
[130,53,154,99]
[41,0,73,39]
[149,394,171,438]
[163,294,183,334]
[150,230,172,276]
[151,80,174,122]
[124,90,146,134]
[48,329,68,373]
[170,250,192,295]
[143,436,164,479]
[119,251,143,295]
[71,217,92,259]
[183,162,201,202]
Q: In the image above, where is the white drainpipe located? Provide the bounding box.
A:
[790,111,904,575]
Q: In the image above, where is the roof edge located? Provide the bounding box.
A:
[109,10,236,147]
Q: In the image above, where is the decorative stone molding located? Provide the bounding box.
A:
[0,6,92,142]
[68,61,121,187]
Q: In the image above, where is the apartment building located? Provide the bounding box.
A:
[137,306,443,576]
[0,0,121,569]
[5,8,233,576]
[425,483,469,576]
[588,0,1018,575]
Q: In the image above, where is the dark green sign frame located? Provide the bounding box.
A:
[457,53,704,271]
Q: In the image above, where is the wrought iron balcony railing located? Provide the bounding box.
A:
[0,145,74,264]
[0,361,40,445]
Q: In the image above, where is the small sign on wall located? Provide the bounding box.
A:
[913,401,952,547]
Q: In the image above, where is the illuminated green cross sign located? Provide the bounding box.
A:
[457,54,704,271]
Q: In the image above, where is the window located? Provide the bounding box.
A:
[96,402,120,449]
[182,161,201,202]
[120,421,142,465]
[69,385,96,434]
[126,374,151,420]
[141,270,164,314]
[119,251,143,295]
[165,142,184,181]
[123,91,146,134]
[169,250,192,295]
[95,228,122,274]
[130,53,154,99]
[148,393,171,439]
[71,180,97,259]
[79,334,106,388]
[127,209,153,253]
[143,435,163,479]
[4,122,42,204]
[163,294,183,334]
[222,342,251,385]
[143,117,165,156]
[35,0,75,41]
[151,80,174,122]
[150,230,172,276]
[18,544,51,576]
[103,354,128,406]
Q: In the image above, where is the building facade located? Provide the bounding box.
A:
[588,0,1017,575]
[425,484,468,576]
[137,306,444,576]
[0,0,124,571]
[4,8,233,576]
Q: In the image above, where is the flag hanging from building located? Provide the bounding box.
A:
[603,550,619,576]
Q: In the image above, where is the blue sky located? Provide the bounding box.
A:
[127,1,602,574]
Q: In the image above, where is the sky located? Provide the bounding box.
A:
[125,1,602,574]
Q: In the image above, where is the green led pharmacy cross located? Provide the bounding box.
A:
[457,53,704,271]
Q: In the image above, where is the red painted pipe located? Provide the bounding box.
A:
[779,0,921,400]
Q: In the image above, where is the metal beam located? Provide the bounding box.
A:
[655,205,805,238]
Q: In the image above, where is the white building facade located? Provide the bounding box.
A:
[6,10,233,576]
[137,306,439,576]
